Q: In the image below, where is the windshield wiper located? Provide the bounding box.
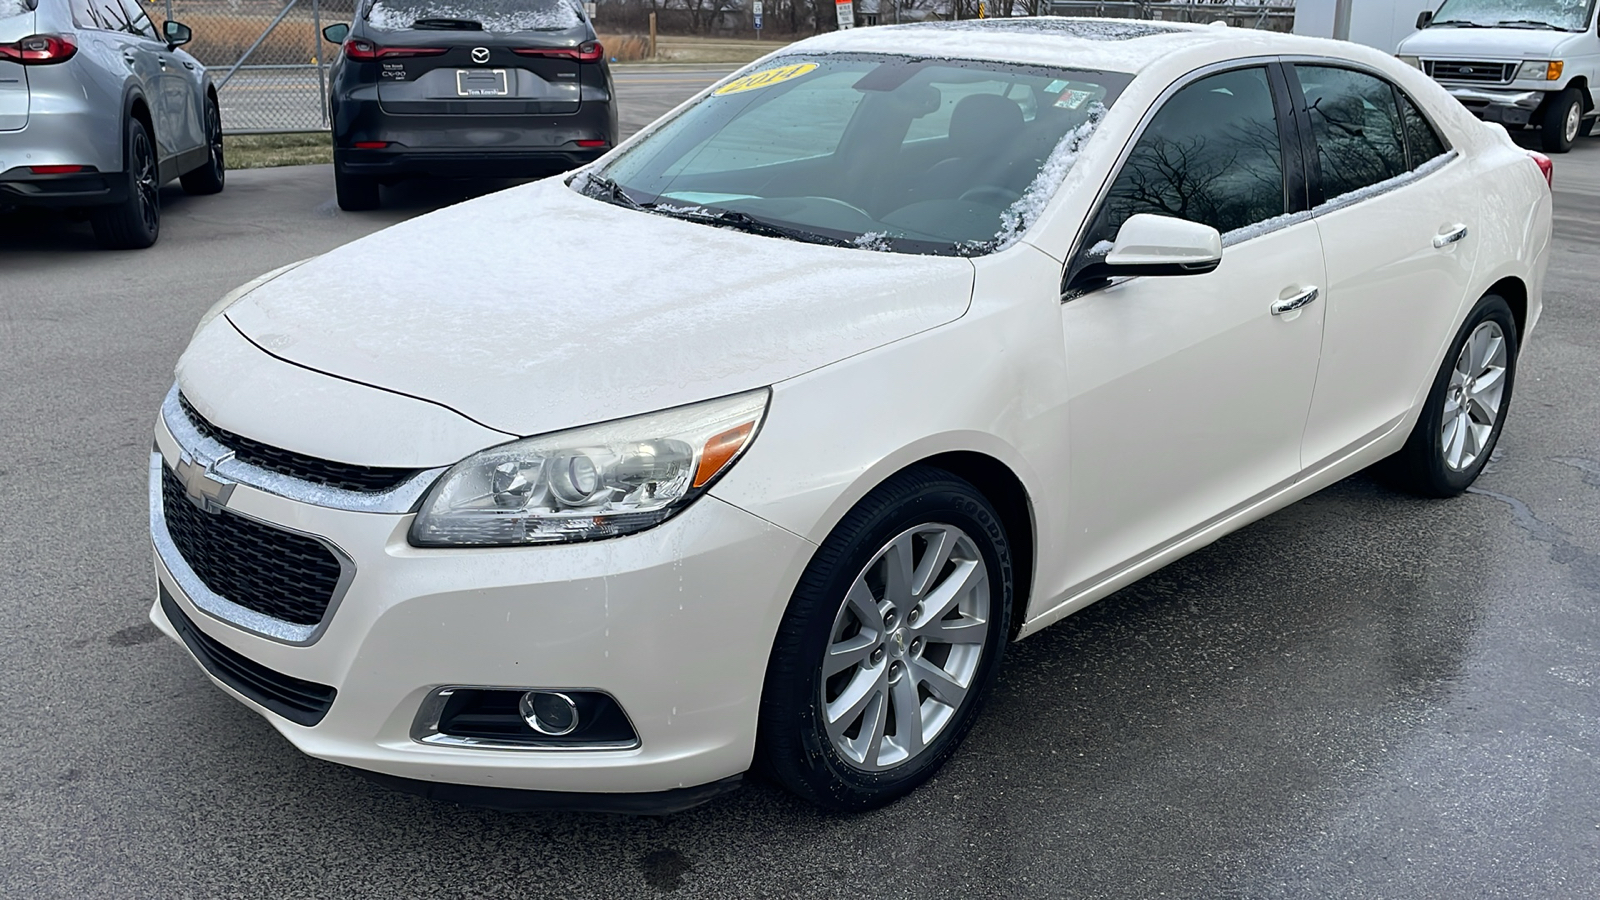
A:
[1429,19,1486,26]
[576,174,643,210]
[412,17,483,29]
[646,205,853,248]
[1494,19,1565,29]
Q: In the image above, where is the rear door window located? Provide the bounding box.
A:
[366,0,582,32]
[1294,64,1408,203]
[1398,93,1449,169]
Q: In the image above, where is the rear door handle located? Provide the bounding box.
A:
[1433,224,1469,248]
[1271,286,1319,316]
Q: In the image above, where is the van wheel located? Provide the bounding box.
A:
[1540,87,1583,153]
[91,118,160,250]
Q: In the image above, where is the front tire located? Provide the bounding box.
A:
[180,94,226,195]
[91,118,160,250]
[758,466,1013,811]
[1540,87,1583,153]
[1384,294,1518,498]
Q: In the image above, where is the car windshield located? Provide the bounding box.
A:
[1429,0,1597,30]
[365,0,580,32]
[585,54,1132,256]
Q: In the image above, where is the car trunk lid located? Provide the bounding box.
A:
[0,1,33,132]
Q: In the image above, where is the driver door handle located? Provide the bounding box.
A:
[1271,286,1319,316]
[1433,224,1469,248]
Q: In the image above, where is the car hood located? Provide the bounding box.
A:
[1397,25,1581,59]
[221,178,976,438]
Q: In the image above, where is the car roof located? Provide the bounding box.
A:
[790,17,1367,77]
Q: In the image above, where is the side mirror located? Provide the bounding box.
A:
[1415,10,1433,29]
[163,20,191,49]
[1102,214,1223,276]
[323,23,350,44]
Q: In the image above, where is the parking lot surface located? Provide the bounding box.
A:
[2,82,1599,897]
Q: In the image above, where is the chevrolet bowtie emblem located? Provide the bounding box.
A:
[175,453,236,514]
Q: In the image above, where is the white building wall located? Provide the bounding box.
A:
[1294,0,1440,54]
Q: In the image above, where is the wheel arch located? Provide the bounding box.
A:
[122,88,156,163]
[1486,275,1529,341]
[915,451,1036,641]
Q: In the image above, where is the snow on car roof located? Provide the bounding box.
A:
[790,17,1325,76]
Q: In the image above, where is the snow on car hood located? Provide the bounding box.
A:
[222,177,976,439]
[1397,25,1580,60]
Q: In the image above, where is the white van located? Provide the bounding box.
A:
[1397,0,1600,152]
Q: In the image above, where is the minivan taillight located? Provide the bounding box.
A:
[1529,150,1554,188]
[0,34,78,65]
[514,41,603,63]
[343,39,447,61]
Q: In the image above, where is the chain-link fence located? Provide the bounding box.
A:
[169,0,355,133]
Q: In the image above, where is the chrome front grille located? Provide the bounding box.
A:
[1423,60,1515,84]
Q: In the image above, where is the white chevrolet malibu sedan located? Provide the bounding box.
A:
[150,18,1552,812]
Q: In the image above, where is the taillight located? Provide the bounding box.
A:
[576,139,607,148]
[1529,150,1554,188]
[514,41,603,62]
[29,165,86,174]
[343,39,446,61]
[0,34,79,65]
[353,141,388,149]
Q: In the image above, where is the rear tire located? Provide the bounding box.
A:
[92,118,160,250]
[180,95,226,195]
[1540,87,1583,153]
[1382,294,1518,498]
[758,466,1013,812]
[335,165,380,211]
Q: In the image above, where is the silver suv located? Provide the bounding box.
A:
[1,0,224,248]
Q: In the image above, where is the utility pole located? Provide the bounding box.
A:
[1333,0,1353,40]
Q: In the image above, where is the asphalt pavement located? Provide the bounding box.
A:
[2,89,1599,897]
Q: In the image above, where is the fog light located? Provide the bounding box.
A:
[519,690,579,736]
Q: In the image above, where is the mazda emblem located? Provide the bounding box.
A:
[471,47,491,64]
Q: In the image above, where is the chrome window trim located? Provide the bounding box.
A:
[160,383,447,515]
[150,451,356,646]
[410,686,643,752]
[1309,148,1460,218]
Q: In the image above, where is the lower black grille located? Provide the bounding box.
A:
[161,463,343,626]
[160,585,336,726]
[178,393,418,493]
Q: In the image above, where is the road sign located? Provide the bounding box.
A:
[754,0,763,30]
[836,0,854,29]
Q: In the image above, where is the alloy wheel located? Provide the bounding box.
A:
[821,523,990,771]
[133,130,158,235]
[1441,320,1508,472]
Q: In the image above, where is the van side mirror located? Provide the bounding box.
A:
[163,20,192,49]
[323,23,350,44]
[1416,10,1433,28]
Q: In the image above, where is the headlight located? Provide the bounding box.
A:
[1396,55,1423,70]
[192,258,314,340]
[1516,60,1564,81]
[409,389,770,547]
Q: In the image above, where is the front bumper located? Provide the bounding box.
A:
[1444,86,1547,127]
[148,402,813,803]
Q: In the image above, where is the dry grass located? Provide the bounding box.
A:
[225,132,332,168]
[599,34,651,62]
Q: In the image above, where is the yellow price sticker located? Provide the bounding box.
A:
[713,63,818,96]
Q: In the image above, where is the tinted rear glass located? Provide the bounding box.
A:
[366,0,580,32]
[1,0,33,20]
